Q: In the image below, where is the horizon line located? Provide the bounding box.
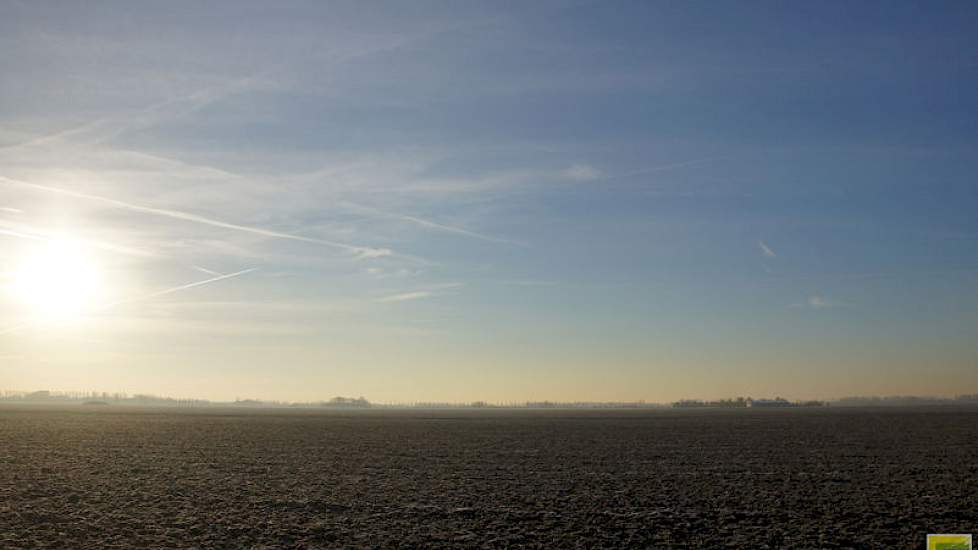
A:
[2,388,977,409]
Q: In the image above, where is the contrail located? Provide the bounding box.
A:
[93,268,258,313]
[0,77,264,152]
[0,268,257,336]
[609,156,732,179]
[192,265,225,277]
[340,201,521,246]
[759,241,777,258]
[0,175,391,258]
[376,290,433,303]
[0,120,110,152]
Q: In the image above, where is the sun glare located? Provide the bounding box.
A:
[9,240,103,319]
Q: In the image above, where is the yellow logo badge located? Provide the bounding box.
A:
[928,534,973,550]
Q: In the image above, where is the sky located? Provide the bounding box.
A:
[1,1,977,403]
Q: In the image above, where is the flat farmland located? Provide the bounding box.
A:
[0,406,975,549]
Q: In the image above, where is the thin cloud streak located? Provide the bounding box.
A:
[0,175,392,259]
[805,296,840,309]
[340,201,520,246]
[192,265,225,277]
[790,295,846,310]
[376,290,433,303]
[376,282,463,303]
[563,164,603,181]
[0,76,267,153]
[759,241,777,258]
[495,279,561,287]
[95,268,258,313]
[608,156,732,179]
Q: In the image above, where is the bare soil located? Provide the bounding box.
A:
[0,406,975,548]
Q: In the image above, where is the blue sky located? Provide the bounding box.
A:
[1,1,976,402]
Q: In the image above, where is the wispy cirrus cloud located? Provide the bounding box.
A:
[759,241,777,258]
[562,163,603,181]
[791,295,846,310]
[0,75,272,153]
[387,155,726,195]
[607,156,732,180]
[376,282,464,303]
[807,296,830,309]
[376,290,433,303]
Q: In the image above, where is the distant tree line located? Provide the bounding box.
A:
[3,389,976,409]
[674,397,752,408]
[671,397,828,408]
[0,390,209,407]
[833,394,978,407]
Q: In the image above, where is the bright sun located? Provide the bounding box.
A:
[10,240,103,319]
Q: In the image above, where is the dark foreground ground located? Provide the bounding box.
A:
[0,406,975,549]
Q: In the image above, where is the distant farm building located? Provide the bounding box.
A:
[747,398,795,408]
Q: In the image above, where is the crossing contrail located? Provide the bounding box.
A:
[0,268,257,336]
[0,175,391,259]
[93,268,258,313]
[340,201,521,246]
